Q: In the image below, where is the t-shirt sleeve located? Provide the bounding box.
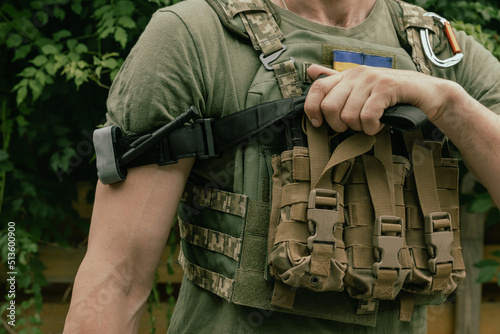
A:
[454,31,500,115]
[105,9,206,135]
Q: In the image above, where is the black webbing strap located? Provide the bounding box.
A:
[95,84,428,184]
[118,95,307,168]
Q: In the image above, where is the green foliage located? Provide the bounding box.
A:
[0,0,180,332]
[474,250,500,287]
[0,0,499,332]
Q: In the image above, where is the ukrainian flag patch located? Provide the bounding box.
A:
[333,50,394,72]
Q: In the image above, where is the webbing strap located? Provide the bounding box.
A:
[178,250,235,301]
[273,59,303,98]
[236,2,284,54]
[313,132,377,190]
[268,155,282,255]
[181,184,248,218]
[394,0,434,74]
[178,218,242,261]
[412,143,455,289]
[306,121,331,190]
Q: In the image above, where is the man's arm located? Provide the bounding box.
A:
[64,157,195,333]
[304,64,500,206]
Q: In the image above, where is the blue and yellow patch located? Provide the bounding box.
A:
[333,50,394,72]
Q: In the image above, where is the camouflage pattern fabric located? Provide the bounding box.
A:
[178,251,235,301]
[182,184,248,218]
[226,0,284,54]
[179,218,243,261]
[273,59,303,98]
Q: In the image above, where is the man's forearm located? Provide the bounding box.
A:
[432,82,500,206]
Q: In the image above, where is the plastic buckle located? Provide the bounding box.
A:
[260,45,294,70]
[307,189,340,251]
[195,118,218,160]
[420,12,463,68]
[425,212,454,274]
[372,216,405,277]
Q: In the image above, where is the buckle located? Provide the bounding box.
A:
[94,126,127,185]
[425,212,454,274]
[307,189,340,251]
[420,12,463,68]
[194,118,218,160]
[260,45,294,70]
[372,216,405,277]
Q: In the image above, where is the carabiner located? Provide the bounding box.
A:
[420,12,463,68]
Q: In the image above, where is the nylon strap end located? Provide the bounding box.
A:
[94,126,127,185]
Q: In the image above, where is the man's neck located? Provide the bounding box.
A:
[271,0,377,28]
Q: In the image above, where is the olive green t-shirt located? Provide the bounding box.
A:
[104,0,500,332]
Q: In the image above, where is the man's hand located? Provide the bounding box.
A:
[304,64,454,135]
[304,64,500,208]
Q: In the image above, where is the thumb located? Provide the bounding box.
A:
[307,64,338,80]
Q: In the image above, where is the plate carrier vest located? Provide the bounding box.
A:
[176,0,466,326]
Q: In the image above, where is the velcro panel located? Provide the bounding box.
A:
[293,155,310,181]
[348,203,375,227]
[435,166,459,190]
[344,226,373,247]
[352,244,375,269]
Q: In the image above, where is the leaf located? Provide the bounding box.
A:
[0,150,9,162]
[16,115,29,127]
[67,39,78,51]
[53,7,66,20]
[17,86,28,106]
[18,66,37,77]
[41,44,59,55]
[114,27,128,49]
[31,55,48,67]
[6,33,22,48]
[75,43,88,54]
[71,3,83,15]
[13,45,32,62]
[474,259,499,268]
[101,58,118,69]
[469,193,493,213]
[74,69,89,87]
[476,264,498,283]
[53,30,71,41]
[118,16,136,29]
[29,78,44,101]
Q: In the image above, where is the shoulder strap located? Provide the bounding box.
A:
[206,0,284,55]
[386,0,448,75]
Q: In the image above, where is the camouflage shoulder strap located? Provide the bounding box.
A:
[386,0,458,75]
[206,0,302,98]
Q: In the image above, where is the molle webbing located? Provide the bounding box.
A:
[207,0,284,55]
[207,0,302,98]
[388,0,447,75]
